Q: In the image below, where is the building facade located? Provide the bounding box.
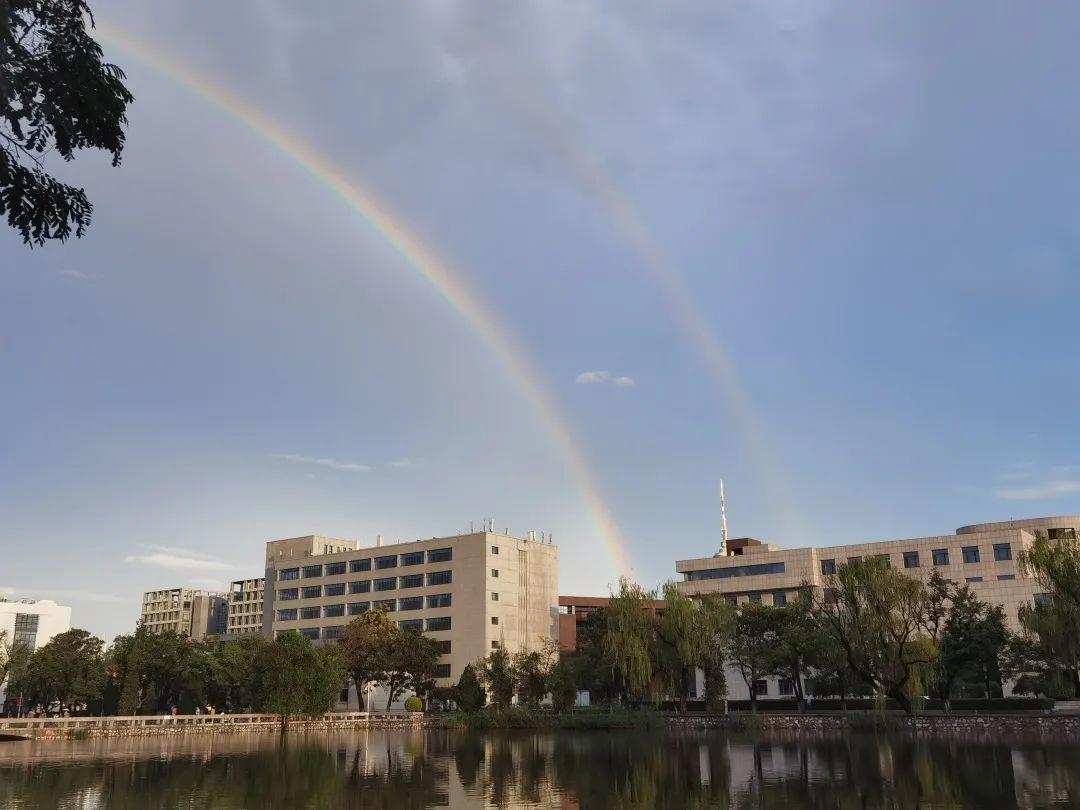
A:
[225,578,265,638]
[139,588,228,640]
[557,595,665,653]
[264,531,559,702]
[0,598,72,709]
[676,516,1080,700]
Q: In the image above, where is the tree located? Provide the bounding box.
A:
[211,634,268,712]
[654,584,733,712]
[1019,531,1080,696]
[574,609,620,706]
[338,610,396,711]
[2,0,134,244]
[805,637,868,708]
[454,664,486,713]
[812,557,935,715]
[382,628,440,711]
[480,647,516,709]
[21,629,105,713]
[547,656,578,713]
[0,630,11,685]
[256,633,346,727]
[939,585,1009,703]
[514,640,558,708]
[602,577,657,703]
[727,602,780,712]
[769,597,829,710]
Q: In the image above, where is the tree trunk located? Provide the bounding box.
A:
[890,688,914,716]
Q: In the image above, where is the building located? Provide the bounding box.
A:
[676,516,1080,700]
[139,588,228,640]
[224,578,265,638]
[557,595,665,653]
[264,531,559,704]
[0,598,72,709]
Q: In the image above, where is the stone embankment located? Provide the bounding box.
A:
[664,711,1080,736]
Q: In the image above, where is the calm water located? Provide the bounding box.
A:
[1,727,1079,809]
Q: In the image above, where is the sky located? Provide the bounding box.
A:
[2,1,1079,643]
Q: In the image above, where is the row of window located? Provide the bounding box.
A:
[685,562,786,582]
[277,571,452,600]
[277,594,452,621]
[278,549,453,581]
[276,617,452,637]
[820,543,1013,575]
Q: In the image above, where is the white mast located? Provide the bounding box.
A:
[719,479,729,556]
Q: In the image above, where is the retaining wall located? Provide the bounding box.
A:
[664,712,1080,736]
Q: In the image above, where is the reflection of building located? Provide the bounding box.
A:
[264,530,559,695]
[0,597,72,707]
[139,588,227,640]
[676,516,1080,700]
[557,595,665,653]
[224,578,265,638]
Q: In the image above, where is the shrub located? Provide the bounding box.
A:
[404,696,423,713]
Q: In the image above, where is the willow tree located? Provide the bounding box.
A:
[655,583,733,712]
[1019,531,1080,696]
[603,577,657,703]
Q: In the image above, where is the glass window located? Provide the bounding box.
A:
[373,598,396,612]
[491,592,499,602]
[427,548,452,563]
[491,569,499,578]
[433,664,451,679]
[325,561,346,576]
[278,588,298,601]
[491,545,499,555]
[778,679,794,696]
[965,577,983,583]
[324,583,345,597]
[350,559,371,573]
[932,549,949,566]
[874,554,891,568]
[962,546,980,564]
[323,604,344,618]
[998,574,1016,581]
[375,577,397,592]
[303,564,323,578]
[1034,593,1053,607]
[399,574,423,589]
[773,592,787,607]
[903,551,920,569]
[427,570,452,586]
[748,593,762,604]
[491,640,501,649]
[398,596,423,611]
[685,562,787,582]
[375,555,398,570]
[277,609,297,621]
[1049,528,1077,540]
[398,619,422,631]
[300,627,320,640]
[752,679,768,697]
[426,617,451,631]
[300,606,320,620]
[400,551,424,566]
[427,593,452,609]
[349,580,370,594]
[348,601,370,614]
[436,640,451,655]
[726,596,738,605]
[993,543,1012,561]
[324,626,344,640]
[847,556,862,565]
[820,559,836,575]
[279,568,299,581]
[491,616,499,625]
[302,586,321,599]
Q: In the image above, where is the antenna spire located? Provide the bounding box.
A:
[719,479,729,555]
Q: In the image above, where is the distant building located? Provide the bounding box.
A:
[676,516,1080,701]
[139,588,227,640]
[0,598,72,708]
[224,578,265,639]
[557,595,665,653]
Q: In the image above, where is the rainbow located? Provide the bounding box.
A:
[94,22,633,578]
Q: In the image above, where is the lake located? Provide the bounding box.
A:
[1,727,1078,808]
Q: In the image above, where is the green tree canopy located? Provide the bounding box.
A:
[454,663,486,713]
[338,609,397,710]
[382,627,440,710]
[256,633,346,724]
[19,628,105,712]
[480,647,516,710]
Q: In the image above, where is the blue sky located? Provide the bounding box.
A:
[2,1,1078,642]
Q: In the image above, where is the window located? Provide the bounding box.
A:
[374,599,396,611]
[993,543,1012,561]
[820,559,836,575]
[426,617,451,631]
[1034,593,1052,607]
[324,604,345,618]
[277,609,297,621]
[279,568,299,581]
[1049,528,1077,540]
[427,548,452,563]
[300,606,320,620]
[965,577,983,583]
[398,619,423,631]
[874,554,891,568]
[427,593,452,609]
[349,580,371,594]
[348,602,370,615]
[350,559,371,573]
[778,679,794,696]
[685,562,787,582]
[726,596,738,605]
[433,664,451,679]
[400,551,424,566]
[275,629,297,639]
[399,596,424,611]
[491,640,501,649]
[823,588,839,606]
[491,592,499,602]
[932,548,950,566]
[491,569,499,578]
[491,545,499,555]
[903,551,920,569]
[324,626,344,640]
[324,583,346,597]
[998,574,1016,581]
[773,592,787,607]
[847,556,862,565]
[427,570,452,586]
[300,628,320,639]
[491,616,499,625]
[375,555,398,570]
[748,593,762,604]
[752,679,768,697]
[375,577,397,592]
[325,561,346,576]
[302,586,321,599]
[303,564,323,578]
[436,640,451,655]
[399,574,424,589]
[962,546,980,564]
[278,588,298,601]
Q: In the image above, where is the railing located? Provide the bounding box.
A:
[0,711,413,733]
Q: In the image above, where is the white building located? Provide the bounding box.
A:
[0,598,72,706]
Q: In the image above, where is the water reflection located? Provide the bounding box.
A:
[1,728,1079,808]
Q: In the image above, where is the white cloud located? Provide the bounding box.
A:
[124,552,234,572]
[388,457,423,468]
[576,370,611,384]
[272,453,371,472]
[614,376,636,387]
[997,480,1080,501]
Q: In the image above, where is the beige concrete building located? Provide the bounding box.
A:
[676,516,1080,700]
[264,530,559,704]
[224,578,265,638]
[139,588,228,640]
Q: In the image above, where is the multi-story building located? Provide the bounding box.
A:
[139,588,228,640]
[676,516,1080,700]
[224,578,265,638]
[0,598,72,709]
[265,531,559,704]
[557,595,665,653]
